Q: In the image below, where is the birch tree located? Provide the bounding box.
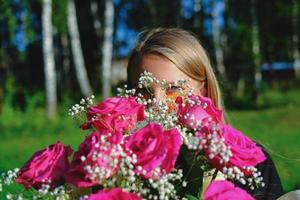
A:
[42,0,57,118]
[102,0,114,98]
[211,0,227,82]
[250,0,262,101]
[67,0,92,97]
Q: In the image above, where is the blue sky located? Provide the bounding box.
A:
[115,0,225,56]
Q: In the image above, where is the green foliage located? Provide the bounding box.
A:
[24,0,36,43]
[0,78,83,138]
[0,86,87,199]
[0,0,36,48]
[186,194,199,200]
[258,89,300,108]
[0,0,17,42]
[52,0,68,34]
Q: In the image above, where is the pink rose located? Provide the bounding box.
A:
[176,95,222,130]
[87,188,141,200]
[65,132,121,187]
[16,142,72,190]
[204,125,266,175]
[124,123,182,179]
[81,97,145,133]
[223,125,266,173]
[204,180,254,200]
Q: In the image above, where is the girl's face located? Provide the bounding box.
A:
[139,54,204,100]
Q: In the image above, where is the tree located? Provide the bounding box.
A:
[52,0,71,92]
[211,0,227,83]
[250,0,261,102]
[42,0,57,118]
[67,0,93,97]
[101,0,114,98]
[125,0,182,29]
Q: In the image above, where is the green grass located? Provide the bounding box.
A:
[0,89,300,198]
[0,106,87,169]
[0,106,87,199]
[228,105,300,192]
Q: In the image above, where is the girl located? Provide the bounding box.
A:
[126,28,283,200]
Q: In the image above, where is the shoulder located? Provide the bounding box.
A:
[237,143,284,200]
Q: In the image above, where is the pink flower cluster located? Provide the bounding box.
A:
[176,95,266,175]
[14,95,266,199]
[87,188,141,200]
[204,180,254,200]
[176,95,223,129]
[16,142,72,190]
[80,96,145,134]
[15,97,182,198]
[125,122,182,178]
[64,131,122,187]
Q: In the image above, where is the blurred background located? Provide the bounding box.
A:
[0,0,300,195]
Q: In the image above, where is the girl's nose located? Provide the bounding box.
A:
[152,87,165,101]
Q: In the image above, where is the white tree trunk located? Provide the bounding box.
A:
[102,0,114,98]
[251,0,262,95]
[42,0,57,118]
[292,0,300,79]
[67,0,92,97]
[211,0,227,81]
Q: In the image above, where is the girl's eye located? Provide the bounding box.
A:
[166,85,181,94]
[166,85,183,100]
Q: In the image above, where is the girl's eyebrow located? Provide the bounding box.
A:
[166,81,183,86]
[165,82,178,88]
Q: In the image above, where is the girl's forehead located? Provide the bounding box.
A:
[139,54,201,90]
[140,54,190,83]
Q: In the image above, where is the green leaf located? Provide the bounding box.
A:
[186,194,199,200]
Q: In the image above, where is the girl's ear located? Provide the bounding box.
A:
[200,81,207,97]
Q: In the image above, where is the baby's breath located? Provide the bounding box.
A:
[68,95,95,117]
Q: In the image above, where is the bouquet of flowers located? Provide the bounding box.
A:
[0,72,266,200]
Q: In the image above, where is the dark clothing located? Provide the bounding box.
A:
[235,148,284,200]
[176,146,284,200]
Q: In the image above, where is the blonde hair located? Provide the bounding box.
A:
[127,28,226,120]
